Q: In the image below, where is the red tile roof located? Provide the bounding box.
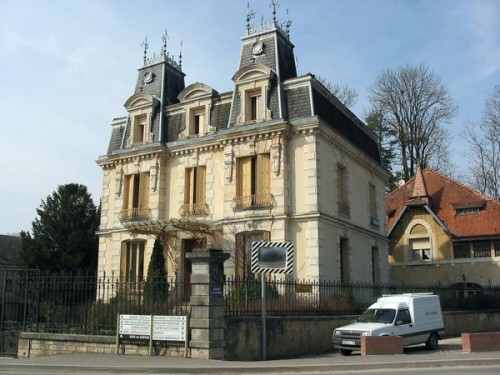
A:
[386,168,500,238]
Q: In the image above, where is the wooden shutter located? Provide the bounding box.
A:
[185,168,193,204]
[256,154,270,196]
[139,172,150,208]
[237,157,252,197]
[196,167,206,204]
[123,175,131,209]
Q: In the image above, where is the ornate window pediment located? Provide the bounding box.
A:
[123,93,158,147]
[177,83,218,139]
[232,64,275,125]
[178,82,218,102]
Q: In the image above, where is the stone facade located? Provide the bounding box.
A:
[96,15,389,292]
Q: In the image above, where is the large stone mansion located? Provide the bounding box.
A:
[96,9,389,292]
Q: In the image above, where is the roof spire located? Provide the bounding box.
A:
[179,40,183,70]
[141,36,149,65]
[282,8,292,37]
[410,163,430,204]
[161,29,168,57]
[270,0,279,24]
[246,2,255,34]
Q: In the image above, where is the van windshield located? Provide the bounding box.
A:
[357,308,396,324]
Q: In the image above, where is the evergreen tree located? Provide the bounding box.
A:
[144,237,168,303]
[20,183,99,274]
[365,109,398,191]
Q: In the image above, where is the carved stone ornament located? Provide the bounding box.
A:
[150,164,158,192]
[224,150,234,182]
[272,143,281,176]
[115,169,123,197]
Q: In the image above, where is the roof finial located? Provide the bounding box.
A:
[283,8,292,37]
[246,2,255,34]
[141,36,149,65]
[270,0,279,24]
[162,29,169,58]
[179,40,183,70]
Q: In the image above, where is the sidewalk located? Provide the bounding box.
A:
[0,338,499,374]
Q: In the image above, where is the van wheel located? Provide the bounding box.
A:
[340,349,352,356]
[425,333,439,350]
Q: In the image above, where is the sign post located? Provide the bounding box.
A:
[251,241,294,361]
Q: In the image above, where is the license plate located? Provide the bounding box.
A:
[342,340,355,346]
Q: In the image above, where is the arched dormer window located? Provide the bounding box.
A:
[124,93,157,146]
[178,83,218,138]
[232,64,275,124]
[408,223,432,262]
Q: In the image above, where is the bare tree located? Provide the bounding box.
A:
[315,75,358,108]
[368,64,458,180]
[465,84,500,200]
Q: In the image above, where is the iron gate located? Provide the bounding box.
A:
[0,269,39,356]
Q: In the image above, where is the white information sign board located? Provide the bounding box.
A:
[153,315,187,341]
[119,314,151,340]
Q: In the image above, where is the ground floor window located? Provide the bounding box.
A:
[453,240,497,259]
[235,231,270,280]
[121,241,145,282]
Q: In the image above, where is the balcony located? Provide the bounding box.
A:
[120,208,151,222]
[232,194,273,210]
[179,203,209,217]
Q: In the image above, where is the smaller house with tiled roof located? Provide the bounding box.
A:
[386,167,500,286]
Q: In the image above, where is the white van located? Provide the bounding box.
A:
[332,293,444,355]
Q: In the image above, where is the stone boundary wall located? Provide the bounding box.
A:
[224,310,500,360]
[16,310,500,360]
[17,333,187,359]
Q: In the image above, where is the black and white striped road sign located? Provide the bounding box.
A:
[251,241,294,274]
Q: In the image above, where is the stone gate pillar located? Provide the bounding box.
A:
[186,248,230,359]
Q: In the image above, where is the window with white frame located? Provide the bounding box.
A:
[409,224,431,262]
[190,107,205,136]
[132,114,148,145]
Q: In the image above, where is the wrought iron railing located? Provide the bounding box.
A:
[8,274,188,336]
[179,203,209,217]
[223,277,500,317]
[120,207,151,221]
[232,194,273,210]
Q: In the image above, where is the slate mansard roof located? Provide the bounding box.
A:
[386,168,500,239]
[102,22,381,167]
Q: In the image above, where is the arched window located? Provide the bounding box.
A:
[408,223,431,262]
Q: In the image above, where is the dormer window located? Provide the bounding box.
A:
[190,107,206,137]
[455,207,480,215]
[177,83,218,139]
[123,93,156,148]
[132,114,148,145]
[232,64,274,125]
[452,201,485,216]
[247,90,263,122]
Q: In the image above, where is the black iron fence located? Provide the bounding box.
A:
[2,270,500,339]
[0,271,188,338]
[223,277,500,317]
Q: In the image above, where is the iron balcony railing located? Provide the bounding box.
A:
[232,194,273,210]
[179,203,209,217]
[120,207,151,221]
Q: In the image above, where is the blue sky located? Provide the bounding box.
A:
[1,0,499,235]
